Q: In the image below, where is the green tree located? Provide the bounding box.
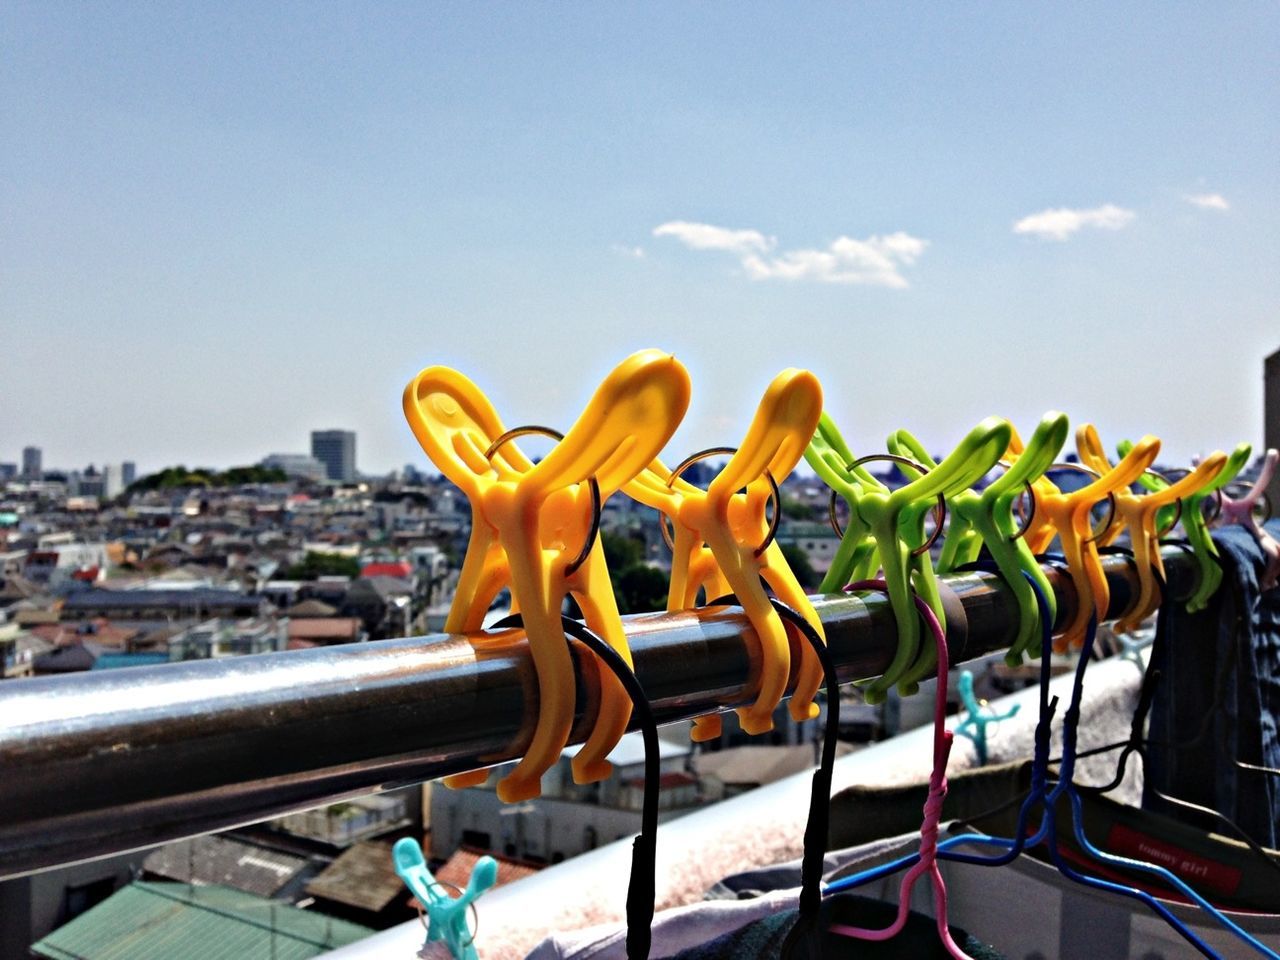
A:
[601,530,645,570]
[283,552,362,580]
[616,565,670,615]
[781,495,815,521]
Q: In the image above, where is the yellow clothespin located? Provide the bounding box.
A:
[403,350,691,802]
[624,370,826,742]
[1076,424,1227,633]
[1009,429,1161,650]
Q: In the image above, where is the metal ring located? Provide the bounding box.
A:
[1221,482,1275,525]
[1042,462,1117,543]
[658,446,780,557]
[1144,467,1184,539]
[1159,467,1224,527]
[414,879,481,947]
[825,454,946,558]
[484,425,601,577]
[996,459,1038,542]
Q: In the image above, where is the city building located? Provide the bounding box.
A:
[261,452,327,482]
[311,430,357,483]
[0,463,16,483]
[22,446,42,479]
[121,461,136,488]
[429,732,697,864]
[1267,346,1280,508]
[102,464,124,500]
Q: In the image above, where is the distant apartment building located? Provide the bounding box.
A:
[168,618,286,660]
[261,452,327,482]
[311,430,357,483]
[0,463,16,483]
[22,446,41,479]
[1267,347,1280,508]
[121,461,136,488]
[430,733,697,864]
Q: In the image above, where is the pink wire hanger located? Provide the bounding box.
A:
[829,578,973,959]
[1216,449,1280,590]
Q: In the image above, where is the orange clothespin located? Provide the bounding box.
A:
[1008,429,1161,650]
[624,370,826,742]
[403,350,691,802]
[1076,424,1227,633]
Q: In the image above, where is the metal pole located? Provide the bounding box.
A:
[0,548,1190,879]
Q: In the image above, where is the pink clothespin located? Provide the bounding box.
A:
[1216,449,1280,590]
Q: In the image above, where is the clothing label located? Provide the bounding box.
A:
[1105,823,1242,896]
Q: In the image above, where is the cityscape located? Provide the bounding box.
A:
[2,346,1278,956]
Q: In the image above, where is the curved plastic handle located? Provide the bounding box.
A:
[403,366,534,497]
[1122,439,1252,611]
[1113,451,1227,632]
[867,417,1013,700]
[403,351,691,804]
[690,370,827,736]
[1044,435,1161,648]
[525,350,692,498]
[979,413,1070,663]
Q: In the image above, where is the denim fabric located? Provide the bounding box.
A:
[1144,520,1280,848]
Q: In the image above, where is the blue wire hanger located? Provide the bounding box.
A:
[826,570,1279,958]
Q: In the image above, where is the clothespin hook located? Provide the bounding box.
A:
[483,425,602,576]
[660,446,782,557]
[995,460,1039,542]
[827,453,948,556]
[1029,462,1118,543]
[393,836,496,960]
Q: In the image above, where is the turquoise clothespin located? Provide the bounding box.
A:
[952,670,1019,766]
[393,837,497,960]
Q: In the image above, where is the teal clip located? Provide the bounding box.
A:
[1120,440,1252,613]
[805,413,1011,702]
[953,670,1020,766]
[393,837,497,960]
[888,412,1069,666]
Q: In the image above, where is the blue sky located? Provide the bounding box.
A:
[3,3,1277,476]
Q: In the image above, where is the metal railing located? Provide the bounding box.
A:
[0,546,1187,879]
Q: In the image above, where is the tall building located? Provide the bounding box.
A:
[21,446,41,479]
[1266,347,1280,509]
[103,464,123,500]
[310,430,356,483]
[122,461,137,488]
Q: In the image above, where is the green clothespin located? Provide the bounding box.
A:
[805,413,1010,702]
[1119,439,1251,612]
[394,837,497,960]
[888,413,1069,666]
[953,669,1020,766]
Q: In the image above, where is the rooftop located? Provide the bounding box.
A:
[31,881,371,960]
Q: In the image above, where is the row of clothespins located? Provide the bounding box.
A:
[403,349,1277,801]
[397,349,1279,960]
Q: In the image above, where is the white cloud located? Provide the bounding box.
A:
[653,221,926,289]
[652,221,775,256]
[1012,204,1136,241]
[612,244,646,259]
[1185,193,1230,211]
